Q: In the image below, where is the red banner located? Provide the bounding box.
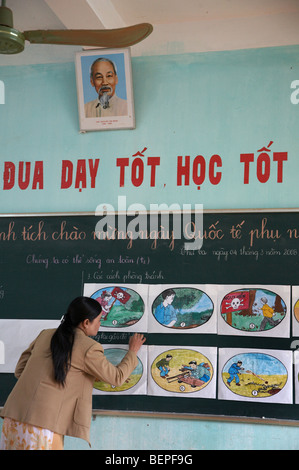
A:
[110,287,131,304]
[221,291,250,313]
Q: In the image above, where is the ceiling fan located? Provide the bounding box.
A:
[0,0,153,54]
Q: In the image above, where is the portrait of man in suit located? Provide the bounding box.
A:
[76,48,135,131]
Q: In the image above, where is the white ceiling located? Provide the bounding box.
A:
[1,0,299,65]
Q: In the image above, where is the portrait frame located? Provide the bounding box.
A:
[75,47,135,132]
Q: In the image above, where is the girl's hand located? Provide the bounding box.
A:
[129,333,146,353]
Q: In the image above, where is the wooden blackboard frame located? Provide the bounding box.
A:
[1,208,299,425]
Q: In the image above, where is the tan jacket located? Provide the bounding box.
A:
[84,95,128,118]
[0,328,138,445]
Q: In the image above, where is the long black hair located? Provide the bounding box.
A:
[50,296,102,386]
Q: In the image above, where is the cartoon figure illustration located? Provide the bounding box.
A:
[167,361,211,389]
[151,349,213,393]
[154,289,177,327]
[152,287,214,330]
[96,290,113,320]
[182,361,211,382]
[259,297,279,331]
[156,354,173,378]
[221,288,286,332]
[94,348,143,392]
[222,352,288,398]
[91,286,145,328]
[227,360,244,387]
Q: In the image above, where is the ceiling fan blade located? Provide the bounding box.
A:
[23,23,153,48]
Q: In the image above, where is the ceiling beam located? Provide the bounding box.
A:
[86,0,126,28]
[44,0,105,29]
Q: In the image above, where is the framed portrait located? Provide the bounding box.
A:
[75,47,135,131]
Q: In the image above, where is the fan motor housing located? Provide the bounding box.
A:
[0,25,25,53]
[0,5,13,27]
[0,6,25,54]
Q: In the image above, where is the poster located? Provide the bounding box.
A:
[148,284,217,334]
[292,286,299,337]
[83,283,148,332]
[217,284,290,337]
[294,350,299,404]
[75,47,135,131]
[218,348,293,404]
[148,345,217,398]
[0,319,60,373]
[92,344,147,395]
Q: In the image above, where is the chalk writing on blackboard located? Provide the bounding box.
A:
[1,217,299,254]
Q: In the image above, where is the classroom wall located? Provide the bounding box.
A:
[0,45,298,213]
[1,45,299,450]
[2,415,299,450]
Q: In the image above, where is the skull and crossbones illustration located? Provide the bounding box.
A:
[225,297,244,310]
[116,291,125,300]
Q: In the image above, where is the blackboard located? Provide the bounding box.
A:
[1,209,299,424]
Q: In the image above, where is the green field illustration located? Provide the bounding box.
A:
[94,348,143,392]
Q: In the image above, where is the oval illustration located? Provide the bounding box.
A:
[94,348,143,392]
[222,352,288,398]
[91,286,145,328]
[293,298,299,323]
[152,287,214,330]
[151,348,213,393]
[220,288,286,332]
